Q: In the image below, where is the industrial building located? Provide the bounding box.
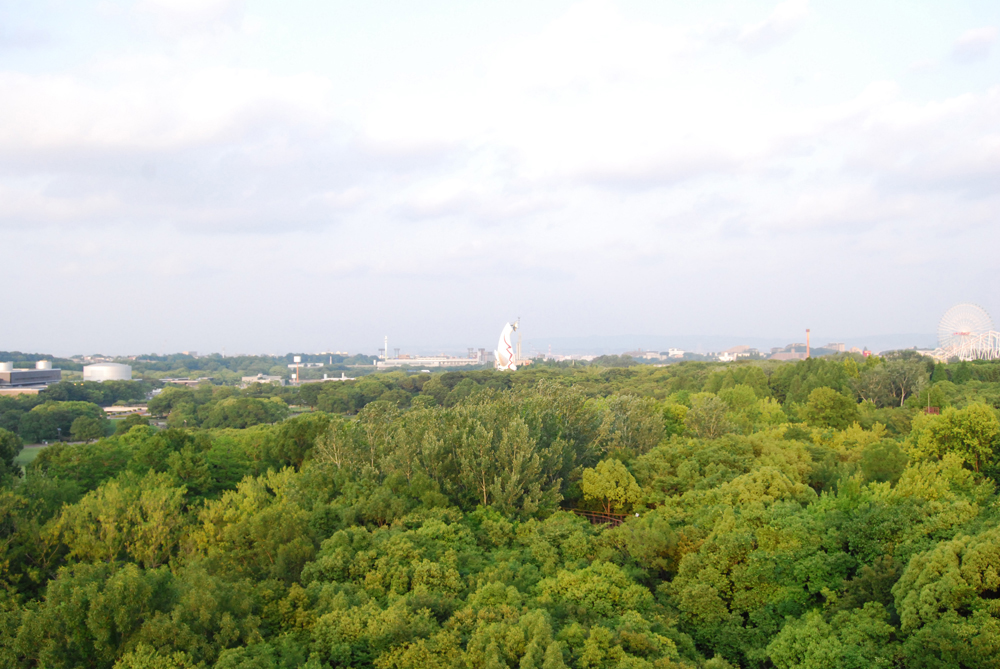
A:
[375,335,488,369]
[83,362,132,382]
[241,374,285,387]
[377,352,487,369]
[0,360,62,392]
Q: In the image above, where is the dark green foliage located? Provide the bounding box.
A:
[69,416,104,442]
[0,429,22,478]
[114,413,150,435]
[859,439,908,484]
[18,401,107,443]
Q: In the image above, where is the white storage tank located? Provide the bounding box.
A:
[83,363,132,382]
[0,362,12,372]
[36,360,52,370]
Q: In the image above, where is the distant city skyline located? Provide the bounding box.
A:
[2,1,998,354]
[10,329,938,360]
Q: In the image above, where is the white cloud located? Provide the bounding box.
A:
[952,26,997,62]
[737,0,810,52]
[135,0,246,37]
[2,1,1000,353]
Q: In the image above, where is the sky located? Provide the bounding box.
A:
[1,0,999,357]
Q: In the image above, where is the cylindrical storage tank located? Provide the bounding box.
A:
[83,363,132,382]
[36,360,52,370]
[0,362,12,372]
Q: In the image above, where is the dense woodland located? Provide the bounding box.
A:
[2,353,1000,667]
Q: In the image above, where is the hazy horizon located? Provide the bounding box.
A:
[3,1,998,355]
[5,329,938,360]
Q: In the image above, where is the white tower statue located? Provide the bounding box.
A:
[495,322,518,371]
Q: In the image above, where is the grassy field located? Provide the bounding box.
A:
[15,445,47,468]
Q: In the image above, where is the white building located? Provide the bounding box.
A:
[83,363,132,382]
[241,374,285,387]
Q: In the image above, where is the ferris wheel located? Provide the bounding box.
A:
[938,303,994,350]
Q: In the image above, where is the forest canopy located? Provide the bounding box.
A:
[2,354,1000,668]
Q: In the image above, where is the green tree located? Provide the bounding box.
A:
[684,394,734,439]
[859,439,908,484]
[0,427,23,477]
[581,459,641,515]
[70,415,105,442]
[952,361,973,384]
[913,402,1000,472]
[892,525,1000,666]
[50,470,187,567]
[662,403,687,438]
[595,394,665,456]
[14,563,177,668]
[192,469,315,583]
[114,643,197,669]
[115,413,150,435]
[801,387,859,430]
[201,397,288,429]
[19,400,107,443]
[767,603,897,669]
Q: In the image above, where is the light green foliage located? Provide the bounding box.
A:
[114,643,196,668]
[893,525,1000,633]
[193,469,316,583]
[684,394,734,439]
[890,524,1000,667]
[50,471,187,567]
[767,603,896,669]
[538,561,654,620]
[581,459,641,514]
[910,402,1000,472]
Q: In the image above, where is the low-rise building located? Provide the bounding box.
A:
[241,374,286,387]
[0,361,62,389]
[160,377,213,387]
[296,372,357,384]
[377,350,487,369]
[624,349,668,361]
[722,346,761,360]
[104,406,149,417]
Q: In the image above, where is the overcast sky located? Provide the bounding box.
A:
[2,0,999,356]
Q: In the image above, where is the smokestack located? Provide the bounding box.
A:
[806,329,811,358]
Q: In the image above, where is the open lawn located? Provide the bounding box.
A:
[15,444,47,468]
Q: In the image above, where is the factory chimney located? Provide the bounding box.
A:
[806,329,810,359]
